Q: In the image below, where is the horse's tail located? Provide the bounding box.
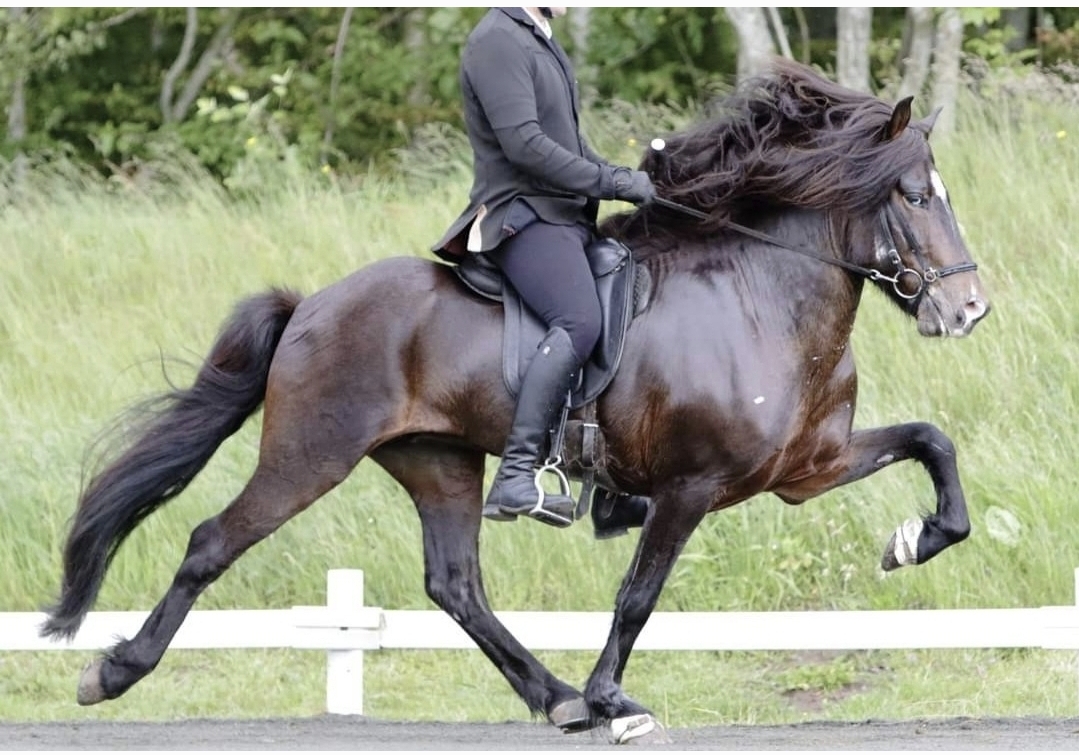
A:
[40,287,303,640]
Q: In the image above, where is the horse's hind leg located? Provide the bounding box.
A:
[76,455,350,705]
[373,438,590,731]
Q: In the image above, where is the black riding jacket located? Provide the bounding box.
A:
[432,7,623,261]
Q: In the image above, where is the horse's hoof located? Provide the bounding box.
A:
[549,697,591,732]
[881,518,922,571]
[76,658,107,706]
[880,533,901,571]
[610,713,668,744]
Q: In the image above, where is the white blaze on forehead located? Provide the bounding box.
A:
[930,169,949,205]
[931,168,962,233]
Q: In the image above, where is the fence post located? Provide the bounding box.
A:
[325,569,366,715]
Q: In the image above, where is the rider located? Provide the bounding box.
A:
[432,7,654,532]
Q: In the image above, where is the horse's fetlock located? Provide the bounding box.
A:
[97,650,140,699]
[948,519,971,543]
[924,514,969,544]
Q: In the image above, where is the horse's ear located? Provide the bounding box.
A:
[883,96,914,141]
[914,106,943,136]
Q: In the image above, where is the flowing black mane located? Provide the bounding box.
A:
[601,59,933,251]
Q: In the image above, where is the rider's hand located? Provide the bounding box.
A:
[613,168,656,207]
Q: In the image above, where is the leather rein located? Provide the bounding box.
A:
[652,196,978,300]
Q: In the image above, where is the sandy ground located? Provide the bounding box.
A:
[3,716,1079,751]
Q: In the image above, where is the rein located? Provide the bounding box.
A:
[651,196,977,300]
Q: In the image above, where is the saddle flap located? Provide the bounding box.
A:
[507,238,638,407]
[450,237,648,409]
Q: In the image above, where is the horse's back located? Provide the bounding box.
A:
[279,256,496,357]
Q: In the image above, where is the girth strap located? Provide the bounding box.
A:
[574,401,600,520]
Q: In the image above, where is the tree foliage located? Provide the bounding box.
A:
[0,7,1074,187]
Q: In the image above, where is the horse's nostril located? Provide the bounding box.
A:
[962,297,988,325]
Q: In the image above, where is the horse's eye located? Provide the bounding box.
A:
[904,193,926,207]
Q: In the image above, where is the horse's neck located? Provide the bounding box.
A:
[734,209,862,290]
[738,211,865,370]
[675,209,866,335]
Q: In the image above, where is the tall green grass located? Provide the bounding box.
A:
[3,78,1079,724]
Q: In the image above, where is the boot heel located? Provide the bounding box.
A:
[482,501,517,521]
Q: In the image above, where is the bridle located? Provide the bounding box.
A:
[875,202,978,299]
[651,195,978,301]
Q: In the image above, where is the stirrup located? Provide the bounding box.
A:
[523,459,575,527]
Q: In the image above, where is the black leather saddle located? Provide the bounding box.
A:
[452,238,652,408]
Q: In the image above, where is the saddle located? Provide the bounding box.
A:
[450,238,654,517]
[452,238,652,408]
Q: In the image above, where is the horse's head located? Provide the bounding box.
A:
[871,98,990,338]
[614,60,992,340]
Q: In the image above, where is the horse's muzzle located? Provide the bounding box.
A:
[918,286,991,337]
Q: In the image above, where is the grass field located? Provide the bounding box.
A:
[3,78,1079,726]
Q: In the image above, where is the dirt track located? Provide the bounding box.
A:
[3,716,1079,750]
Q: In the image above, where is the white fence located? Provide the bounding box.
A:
[3,568,1079,714]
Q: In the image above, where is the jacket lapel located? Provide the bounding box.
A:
[499,7,580,115]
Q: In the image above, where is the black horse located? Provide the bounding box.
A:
[42,60,989,742]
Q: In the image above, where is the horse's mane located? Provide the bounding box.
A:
[601,59,932,250]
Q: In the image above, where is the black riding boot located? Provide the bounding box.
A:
[483,327,579,528]
[591,488,651,540]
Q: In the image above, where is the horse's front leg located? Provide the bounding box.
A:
[584,488,709,741]
[782,422,971,570]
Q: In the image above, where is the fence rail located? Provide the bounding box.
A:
[4,569,1079,714]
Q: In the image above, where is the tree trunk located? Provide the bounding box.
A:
[765,7,792,60]
[725,7,775,82]
[791,7,811,63]
[172,9,240,122]
[160,8,198,123]
[930,8,963,137]
[1002,8,1031,52]
[321,6,354,165]
[8,67,25,144]
[836,7,872,93]
[4,7,29,189]
[404,9,425,109]
[160,7,241,124]
[898,7,935,101]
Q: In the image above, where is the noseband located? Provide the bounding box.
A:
[652,197,978,299]
[875,205,978,300]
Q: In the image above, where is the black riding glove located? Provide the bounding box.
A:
[613,168,656,207]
